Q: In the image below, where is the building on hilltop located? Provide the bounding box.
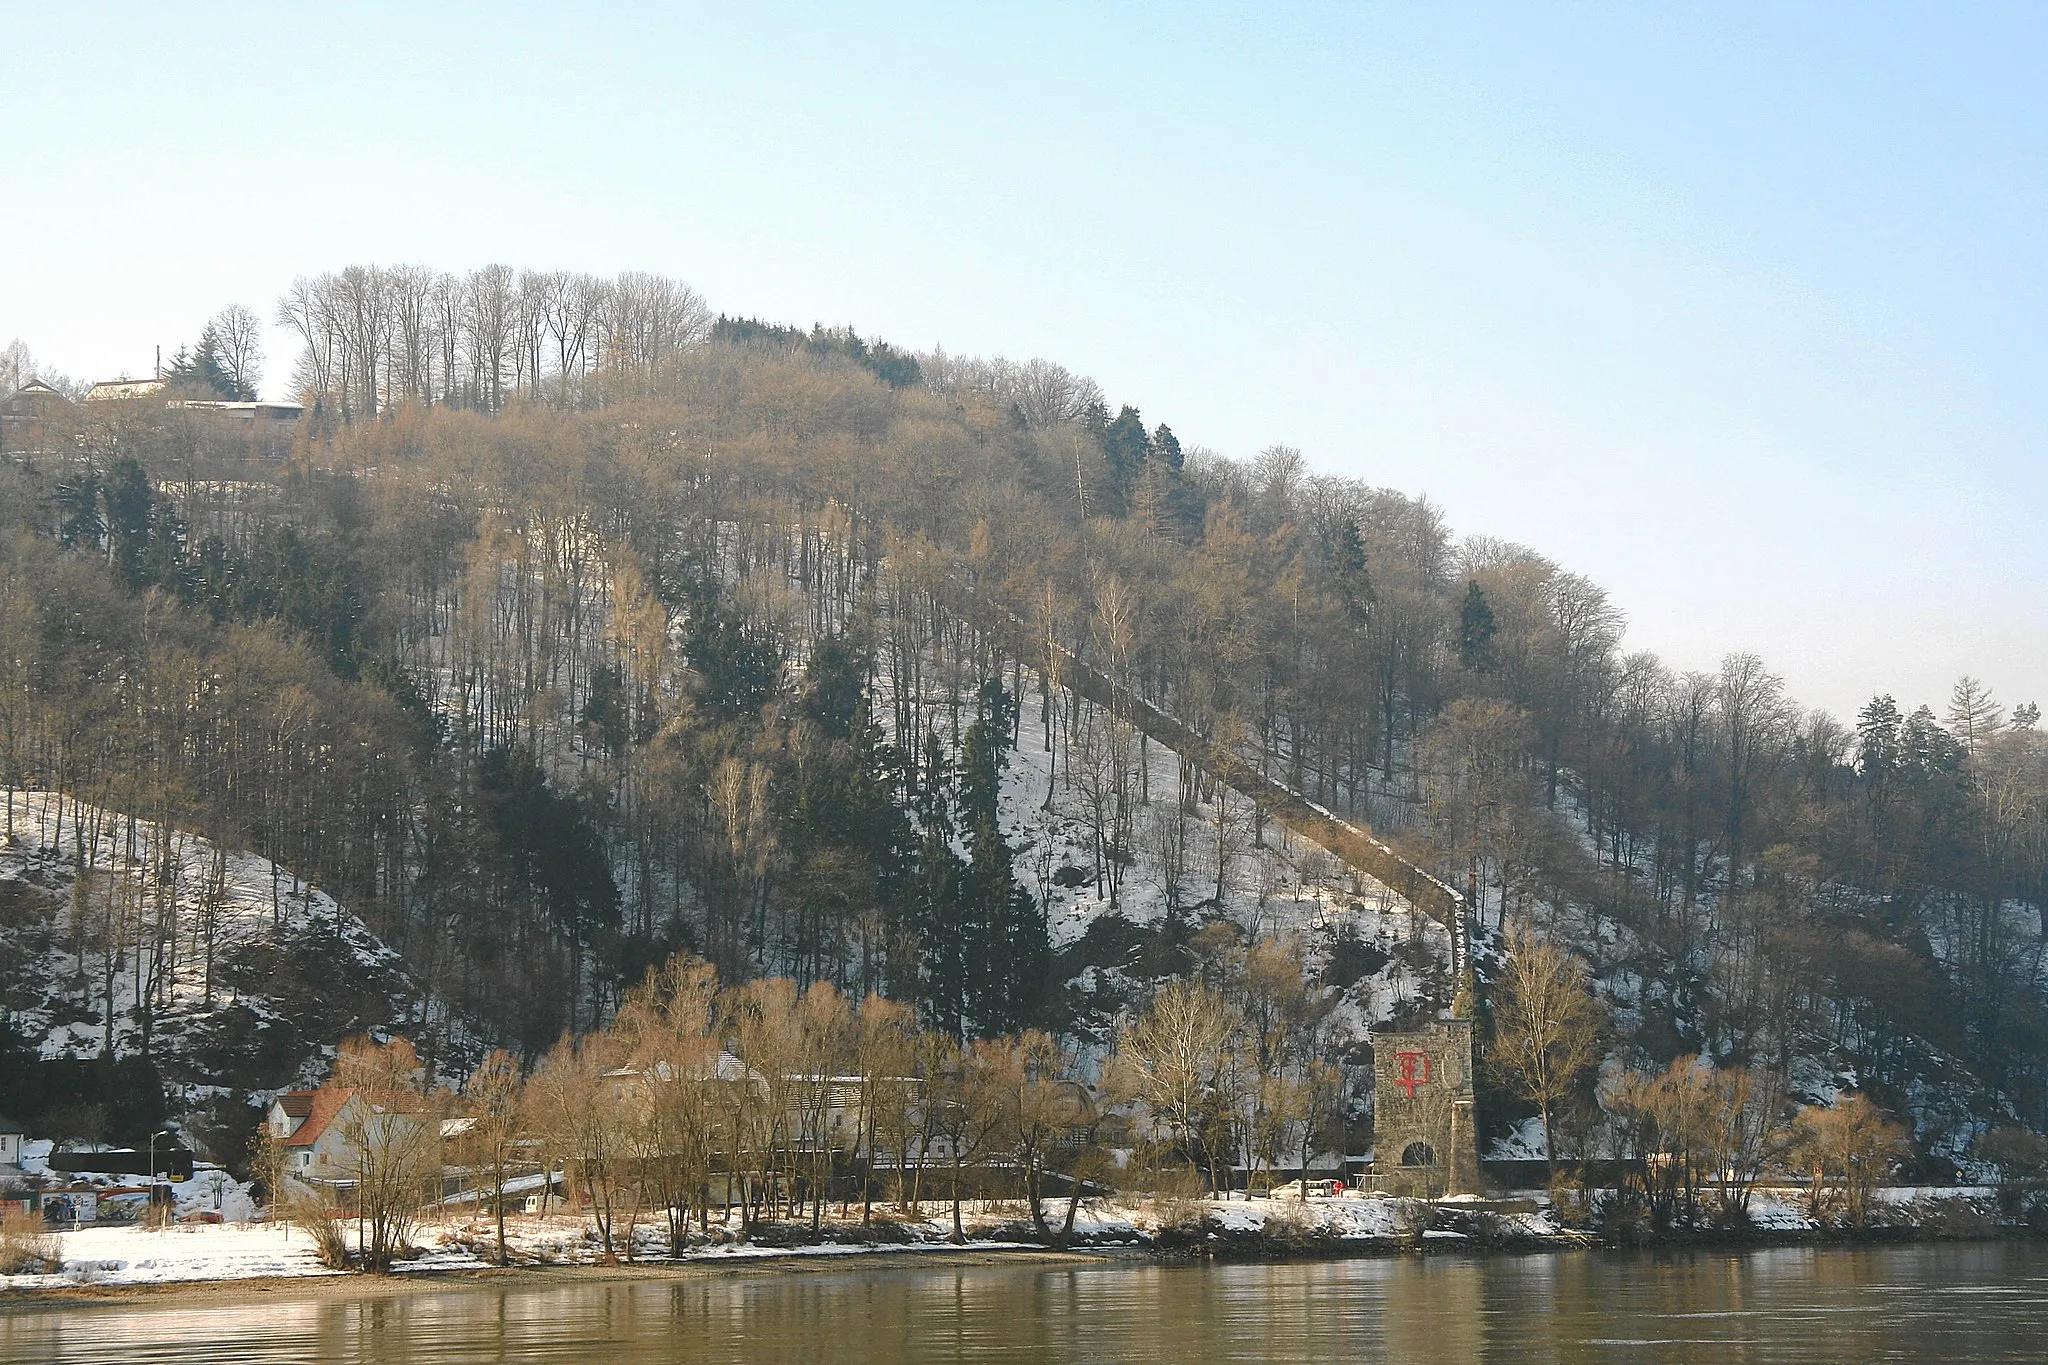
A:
[81,376,305,460]
[83,377,168,403]
[170,398,305,458]
[1,378,73,460]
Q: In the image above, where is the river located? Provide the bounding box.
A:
[5,1243,2046,1363]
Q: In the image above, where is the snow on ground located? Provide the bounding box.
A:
[1200,1193,1408,1240]
[13,1140,259,1225]
[872,664,1457,1044]
[993,686,1417,951]
[1,1224,338,1290]
[1484,1117,1548,1162]
[2,1186,2015,1293]
[1,790,397,1051]
[0,789,472,1106]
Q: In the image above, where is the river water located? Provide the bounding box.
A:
[5,1244,2046,1363]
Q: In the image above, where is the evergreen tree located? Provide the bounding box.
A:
[140,500,188,591]
[162,324,255,400]
[53,469,104,550]
[479,744,622,1036]
[679,573,782,721]
[1101,404,1152,500]
[802,633,868,741]
[1150,422,1184,471]
[912,728,970,1035]
[1856,695,1904,780]
[957,680,1050,1036]
[785,633,917,993]
[1330,519,1372,625]
[581,660,631,757]
[1458,580,1498,674]
[102,458,154,587]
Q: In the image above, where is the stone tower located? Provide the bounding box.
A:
[1368,1017,1479,1197]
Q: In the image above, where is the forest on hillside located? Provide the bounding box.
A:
[1,264,2044,1167]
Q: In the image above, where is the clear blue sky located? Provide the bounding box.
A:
[5,2,2043,723]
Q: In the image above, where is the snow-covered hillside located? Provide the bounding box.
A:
[0,790,469,1142]
[957,672,1457,1050]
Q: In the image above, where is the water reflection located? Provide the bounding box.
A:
[5,1244,2047,1364]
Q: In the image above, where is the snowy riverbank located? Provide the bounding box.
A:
[5,1186,2028,1300]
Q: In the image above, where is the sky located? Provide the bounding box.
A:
[2,2,2043,723]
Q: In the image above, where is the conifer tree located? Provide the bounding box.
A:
[1101,405,1152,505]
[957,680,1050,1036]
[913,728,969,1035]
[1150,422,1183,471]
[1330,519,1372,624]
[1458,580,1497,674]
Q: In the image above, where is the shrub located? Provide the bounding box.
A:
[1790,1093,1911,1228]
[0,1207,61,1275]
[1977,1127,2048,1218]
[1924,1197,1995,1240]
[1261,1201,1313,1243]
[1548,1171,1594,1228]
[288,1198,349,1270]
[1387,1197,1434,1239]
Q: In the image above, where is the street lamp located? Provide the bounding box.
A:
[149,1129,174,1230]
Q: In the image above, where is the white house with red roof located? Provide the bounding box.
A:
[266,1089,370,1186]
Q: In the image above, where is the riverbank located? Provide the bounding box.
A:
[3,1187,2029,1305]
[1,1241,1120,1309]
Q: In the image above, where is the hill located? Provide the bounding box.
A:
[0,790,472,1157]
[0,267,2042,1168]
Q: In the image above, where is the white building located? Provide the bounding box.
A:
[0,1114,25,1171]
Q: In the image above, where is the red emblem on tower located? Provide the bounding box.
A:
[1394,1051,1432,1098]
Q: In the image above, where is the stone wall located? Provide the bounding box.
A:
[1369,1018,1478,1197]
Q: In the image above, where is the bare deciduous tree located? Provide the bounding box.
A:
[1489,922,1606,1178]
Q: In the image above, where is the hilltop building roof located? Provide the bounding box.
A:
[83,377,166,402]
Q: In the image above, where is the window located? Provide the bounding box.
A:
[1400,1142,1437,1168]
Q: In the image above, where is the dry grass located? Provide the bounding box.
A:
[0,1206,61,1274]
[1260,1201,1313,1239]
[287,1199,350,1270]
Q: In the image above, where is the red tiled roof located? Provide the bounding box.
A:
[282,1088,355,1148]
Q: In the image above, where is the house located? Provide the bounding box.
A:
[1,379,72,459]
[81,377,303,460]
[83,377,167,403]
[169,398,304,458]
[267,1089,365,1183]
[0,1114,26,1171]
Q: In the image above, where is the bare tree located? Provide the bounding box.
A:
[458,1050,526,1264]
[1112,979,1242,1190]
[329,1035,446,1270]
[207,304,265,400]
[1790,1093,1910,1227]
[1489,922,1606,1178]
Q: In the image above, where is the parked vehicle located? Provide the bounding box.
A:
[1267,1179,1345,1199]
